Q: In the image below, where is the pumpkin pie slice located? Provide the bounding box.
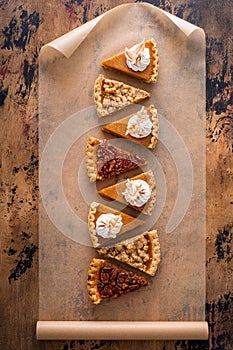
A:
[94,74,150,117]
[98,170,156,215]
[97,230,160,276]
[87,258,149,304]
[101,39,159,83]
[102,105,159,149]
[86,136,147,182]
[88,202,145,247]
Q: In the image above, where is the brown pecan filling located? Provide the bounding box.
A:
[97,263,148,299]
[96,140,145,179]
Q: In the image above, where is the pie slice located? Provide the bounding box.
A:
[87,258,149,304]
[97,230,160,276]
[88,202,145,247]
[98,170,156,215]
[94,74,150,117]
[101,39,159,83]
[86,136,147,182]
[102,105,159,149]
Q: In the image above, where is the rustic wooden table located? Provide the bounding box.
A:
[1,1,232,349]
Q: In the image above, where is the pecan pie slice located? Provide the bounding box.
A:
[88,202,145,248]
[102,105,159,149]
[87,258,149,304]
[101,39,159,83]
[98,170,156,215]
[97,230,160,276]
[86,136,147,182]
[94,74,150,117]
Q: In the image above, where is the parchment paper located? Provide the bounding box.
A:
[39,2,206,323]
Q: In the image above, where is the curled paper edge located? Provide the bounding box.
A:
[160,9,199,37]
[45,14,105,59]
[42,3,203,59]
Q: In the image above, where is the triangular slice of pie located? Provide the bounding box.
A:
[88,202,145,247]
[98,170,156,215]
[97,230,160,276]
[101,39,159,83]
[94,74,150,117]
[102,105,159,149]
[87,258,149,304]
[86,136,147,182]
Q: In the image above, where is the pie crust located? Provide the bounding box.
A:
[97,230,160,276]
[87,258,149,304]
[98,170,156,215]
[101,39,159,83]
[94,74,150,117]
[85,136,147,182]
[102,105,159,149]
[86,136,99,182]
[88,201,145,247]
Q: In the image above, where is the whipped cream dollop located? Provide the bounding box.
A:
[126,106,153,138]
[125,39,150,72]
[96,213,123,239]
[123,179,152,207]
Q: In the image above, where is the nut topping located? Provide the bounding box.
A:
[96,140,146,179]
[97,263,148,299]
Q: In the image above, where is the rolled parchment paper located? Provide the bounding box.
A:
[36,321,208,340]
[38,2,207,340]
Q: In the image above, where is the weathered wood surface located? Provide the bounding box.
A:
[0,0,232,349]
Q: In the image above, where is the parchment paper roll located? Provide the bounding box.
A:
[36,321,208,340]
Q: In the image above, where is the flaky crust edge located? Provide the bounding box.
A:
[142,170,156,215]
[94,74,108,117]
[88,202,100,248]
[148,38,159,83]
[146,229,161,276]
[148,105,159,149]
[87,258,105,304]
[86,136,102,182]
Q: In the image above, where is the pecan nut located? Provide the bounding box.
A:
[97,263,148,299]
[96,140,145,179]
